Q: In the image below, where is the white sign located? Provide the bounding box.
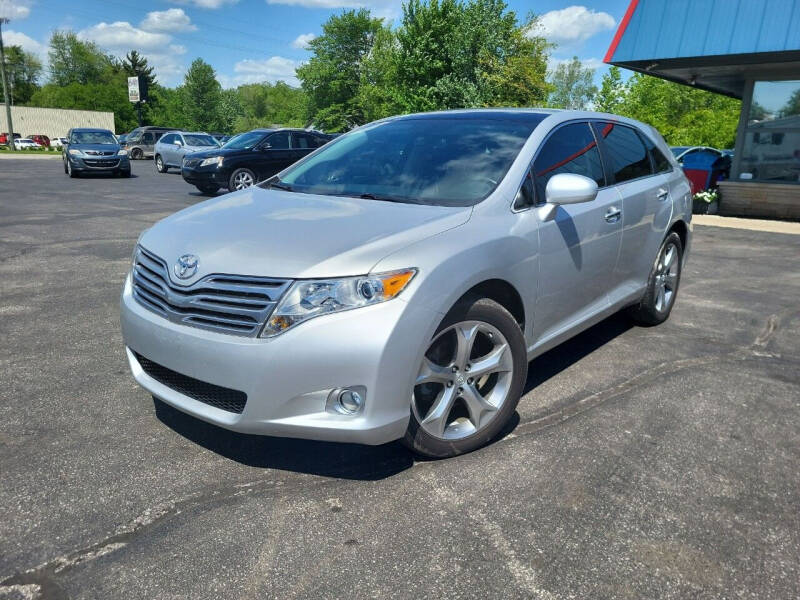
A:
[128,77,140,103]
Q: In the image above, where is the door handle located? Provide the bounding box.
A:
[657,188,669,201]
[604,207,621,223]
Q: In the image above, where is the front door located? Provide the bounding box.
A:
[530,121,623,344]
[254,131,293,179]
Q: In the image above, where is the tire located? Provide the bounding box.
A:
[67,160,78,178]
[120,169,131,178]
[628,232,683,326]
[196,184,220,195]
[155,155,167,173]
[403,296,527,458]
[130,148,143,160]
[63,160,68,174]
[228,168,256,191]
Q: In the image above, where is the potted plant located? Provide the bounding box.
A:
[692,189,719,214]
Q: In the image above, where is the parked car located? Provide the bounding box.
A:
[214,134,235,145]
[670,146,723,165]
[50,137,69,150]
[154,131,221,173]
[180,128,330,194]
[63,128,131,178]
[123,126,172,160]
[13,138,42,150]
[117,133,129,145]
[0,132,21,146]
[121,109,692,458]
[27,134,51,148]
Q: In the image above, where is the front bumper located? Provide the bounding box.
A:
[181,165,228,188]
[69,154,130,172]
[120,274,441,445]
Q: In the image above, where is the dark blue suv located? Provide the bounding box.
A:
[63,128,131,178]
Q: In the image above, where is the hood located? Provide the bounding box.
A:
[139,187,471,282]
[186,146,240,160]
[72,143,120,154]
[184,144,221,153]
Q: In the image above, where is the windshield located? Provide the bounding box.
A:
[184,134,219,147]
[277,117,540,207]
[670,146,690,157]
[222,131,265,150]
[71,131,116,145]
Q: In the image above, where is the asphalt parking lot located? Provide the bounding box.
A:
[1,158,799,599]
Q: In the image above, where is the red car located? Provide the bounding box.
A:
[28,134,51,148]
[0,132,21,145]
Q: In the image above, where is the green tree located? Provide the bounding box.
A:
[3,45,42,104]
[181,58,222,131]
[548,56,597,110]
[594,65,624,113]
[615,73,741,148]
[234,81,306,130]
[47,31,112,87]
[122,50,157,89]
[779,89,800,118]
[296,9,387,131]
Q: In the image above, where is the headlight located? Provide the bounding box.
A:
[200,156,223,167]
[117,149,128,156]
[68,149,82,156]
[260,268,416,337]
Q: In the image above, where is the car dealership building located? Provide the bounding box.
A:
[606,0,800,219]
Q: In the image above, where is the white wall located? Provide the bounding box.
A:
[0,105,116,139]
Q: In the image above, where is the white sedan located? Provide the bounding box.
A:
[14,138,43,150]
[50,137,69,150]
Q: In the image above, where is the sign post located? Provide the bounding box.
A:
[128,76,143,127]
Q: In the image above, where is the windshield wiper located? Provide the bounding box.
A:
[358,193,418,204]
[267,178,293,192]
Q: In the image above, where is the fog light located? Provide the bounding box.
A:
[338,389,363,413]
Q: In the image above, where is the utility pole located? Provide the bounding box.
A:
[0,18,16,151]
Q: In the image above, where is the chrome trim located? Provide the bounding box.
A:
[132,246,293,337]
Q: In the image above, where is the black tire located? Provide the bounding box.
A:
[196,184,220,195]
[63,160,68,174]
[130,148,143,160]
[155,155,167,173]
[403,296,527,458]
[228,168,256,191]
[120,169,131,178]
[628,231,683,326]
[67,160,78,178]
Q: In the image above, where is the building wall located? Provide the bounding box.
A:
[0,105,116,139]
[719,181,800,219]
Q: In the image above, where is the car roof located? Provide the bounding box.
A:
[395,108,559,124]
[70,128,114,133]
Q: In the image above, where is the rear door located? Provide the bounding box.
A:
[532,121,623,343]
[593,122,673,300]
[290,132,325,162]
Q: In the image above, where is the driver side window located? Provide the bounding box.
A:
[533,122,605,203]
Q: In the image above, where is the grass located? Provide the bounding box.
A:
[0,147,61,155]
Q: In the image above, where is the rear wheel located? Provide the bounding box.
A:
[403,297,527,458]
[130,148,143,160]
[628,232,683,326]
[229,168,256,191]
[155,155,167,173]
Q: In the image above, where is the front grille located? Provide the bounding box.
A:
[134,352,247,413]
[132,246,292,337]
[85,150,116,156]
[84,159,120,168]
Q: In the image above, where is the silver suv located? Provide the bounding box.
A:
[154,131,220,173]
[121,109,691,458]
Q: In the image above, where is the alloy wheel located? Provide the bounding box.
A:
[233,171,255,190]
[412,320,514,440]
[654,241,679,312]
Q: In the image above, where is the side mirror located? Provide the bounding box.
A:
[545,173,598,205]
[174,140,182,146]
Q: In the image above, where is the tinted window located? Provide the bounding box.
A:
[532,122,605,201]
[183,134,218,147]
[160,134,176,145]
[266,132,290,149]
[595,122,652,183]
[141,132,155,144]
[292,132,324,149]
[224,131,264,150]
[279,117,541,207]
[70,131,117,144]
[641,133,672,173]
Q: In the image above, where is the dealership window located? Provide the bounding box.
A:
[738,80,800,183]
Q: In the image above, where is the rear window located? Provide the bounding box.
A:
[595,122,653,183]
[641,133,672,174]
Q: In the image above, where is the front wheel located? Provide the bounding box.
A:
[228,168,256,191]
[628,232,683,326]
[403,297,527,458]
[196,184,220,195]
[155,155,167,173]
[67,160,78,178]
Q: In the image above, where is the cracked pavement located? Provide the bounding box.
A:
[1,160,799,599]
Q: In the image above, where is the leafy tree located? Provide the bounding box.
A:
[181,58,222,131]
[594,65,624,113]
[234,81,306,130]
[548,56,596,110]
[217,87,243,132]
[47,31,113,87]
[779,89,800,118]
[122,50,157,89]
[3,45,41,104]
[296,9,387,131]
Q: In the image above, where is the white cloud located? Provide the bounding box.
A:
[2,29,46,58]
[140,8,197,33]
[78,21,186,85]
[222,56,300,88]
[0,0,32,20]
[169,0,238,8]
[538,6,615,47]
[291,33,315,49]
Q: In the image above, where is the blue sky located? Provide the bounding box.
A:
[0,0,633,88]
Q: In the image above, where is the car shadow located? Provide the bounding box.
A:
[523,310,633,394]
[153,397,414,480]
